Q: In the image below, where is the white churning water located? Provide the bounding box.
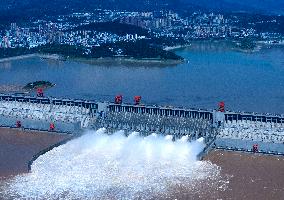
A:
[2,129,222,199]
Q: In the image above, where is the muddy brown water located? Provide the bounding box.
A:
[0,128,71,179]
[203,150,284,200]
[153,150,284,200]
[0,129,283,199]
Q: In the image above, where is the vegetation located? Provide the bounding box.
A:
[35,40,184,60]
[23,81,55,90]
[92,40,183,60]
[0,47,34,58]
[236,38,256,50]
[0,39,184,61]
[36,44,86,57]
[147,37,189,48]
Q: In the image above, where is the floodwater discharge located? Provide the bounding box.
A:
[0,129,224,199]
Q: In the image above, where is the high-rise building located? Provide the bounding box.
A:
[10,23,17,31]
[39,25,43,34]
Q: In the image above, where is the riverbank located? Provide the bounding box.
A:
[162,39,284,54]
[0,53,63,63]
[0,81,55,94]
[0,54,37,63]
[72,57,185,66]
[163,44,191,51]
[0,85,27,93]
[230,39,284,53]
[0,53,184,66]
[0,128,72,179]
[257,40,284,46]
[232,45,262,53]
[187,39,266,53]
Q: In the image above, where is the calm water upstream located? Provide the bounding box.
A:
[0,42,283,114]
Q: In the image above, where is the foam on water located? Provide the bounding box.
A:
[1,129,222,199]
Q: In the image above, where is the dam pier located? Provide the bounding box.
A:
[0,93,283,157]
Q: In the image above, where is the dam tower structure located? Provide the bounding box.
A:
[0,93,283,156]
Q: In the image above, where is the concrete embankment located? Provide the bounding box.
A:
[0,85,27,93]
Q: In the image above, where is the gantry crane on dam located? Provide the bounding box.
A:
[0,91,283,155]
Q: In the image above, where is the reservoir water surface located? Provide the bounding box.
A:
[0,42,283,114]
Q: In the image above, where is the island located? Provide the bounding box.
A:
[23,81,55,91]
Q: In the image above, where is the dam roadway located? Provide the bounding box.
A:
[0,93,283,156]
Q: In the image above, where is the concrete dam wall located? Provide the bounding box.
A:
[0,94,283,155]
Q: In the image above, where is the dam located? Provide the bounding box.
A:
[0,93,283,156]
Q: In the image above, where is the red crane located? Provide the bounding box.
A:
[134,96,142,105]
[49,123,55,131]
[115,95,123,104]
[16,121,22,128]
[218,101,225,112]
[37,88,44,97]
[253,144,259,153]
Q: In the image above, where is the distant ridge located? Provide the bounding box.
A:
[0,0,283,24]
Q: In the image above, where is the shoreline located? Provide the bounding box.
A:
[232,45,262,53]
[0,40,282,64]
[0,85,28,94]
[0,53,184,65]
[187,39,266,53]
[163,44,191,51]
[72,57,185,66]
[0,81,55,94]
[0,53,63,63]
[257,40,284,46]
[0,54,37,63]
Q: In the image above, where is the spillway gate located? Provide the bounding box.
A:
[0,94,283,155]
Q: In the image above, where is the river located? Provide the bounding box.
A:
[0,41,283,114]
